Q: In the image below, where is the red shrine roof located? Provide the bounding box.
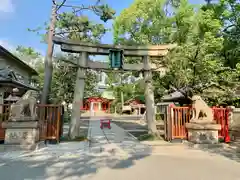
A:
[84,96,111,103]
[124,99,142,105]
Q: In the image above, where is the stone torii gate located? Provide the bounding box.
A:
[52,36,174,136]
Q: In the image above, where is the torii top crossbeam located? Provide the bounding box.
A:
[53,36,175,57]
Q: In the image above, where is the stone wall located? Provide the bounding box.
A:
[230,108,240,131]
[229,107,240,139]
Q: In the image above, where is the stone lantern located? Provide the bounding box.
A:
[4,88,20,104]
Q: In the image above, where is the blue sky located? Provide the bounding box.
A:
[0,0,205,55]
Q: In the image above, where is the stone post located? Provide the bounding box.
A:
[69,52,87,138]
[2,121,40,151]
[1,90,42,151]
[143,56,157,134]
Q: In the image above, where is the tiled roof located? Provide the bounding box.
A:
[0,45,38,75]
[0,68,38,90]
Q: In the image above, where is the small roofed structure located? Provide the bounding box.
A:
[0,45,39,110]
[123,96,146,115]
[161,87,192,105]
[81,96,113,113]
[4,88,20,103]
[0,45,38,76]
[0,68,37,90]
[161,84,230,106]
[0,67,38,99]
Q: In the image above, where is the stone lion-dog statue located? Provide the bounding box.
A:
[190,95,213,123]
[10,90,38,121]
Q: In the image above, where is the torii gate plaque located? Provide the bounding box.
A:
[53,36,174,136]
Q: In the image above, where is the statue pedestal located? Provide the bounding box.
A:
[186,121,221,144]
[1,119,43,151]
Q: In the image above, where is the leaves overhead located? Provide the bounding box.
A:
[23,0,240,106]
[113,0,240,105]
[27,0,115,104]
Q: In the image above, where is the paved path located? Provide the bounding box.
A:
[1,120,240,180]
[87,120,150,156]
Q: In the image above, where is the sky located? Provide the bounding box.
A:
[0,0,205,55]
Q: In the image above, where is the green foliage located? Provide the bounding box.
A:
[15,46,41,59]
[29,1,115,44]
[49,55,100,104]
[49,6,111,104]
[138,133,163,141]
[202,0,240,69]
[105,71,144,106]
[113,0,240,106]
[50,56,76,104]
[14,46,44,89]
[14,46,99,104]
[113,0,172,45]
[25,1,116,105]
[94,4,116,22]
[55,12,107,43]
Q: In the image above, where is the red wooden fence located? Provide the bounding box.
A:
[0,104,10,141]
[165,106,230,142]
[0,104,63,142]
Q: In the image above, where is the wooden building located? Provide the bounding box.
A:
[81,97,112,113]
[123,96,146,115]
[0,45,39,141]
[0,45,38,107]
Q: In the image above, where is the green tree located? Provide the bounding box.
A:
[29,0,115,138]
[14,45,100,104]
[50,55,100,104]
[113,0,172,45]
[14,46,45,89]
[202,0,240,69]
[44,1,115,138]
[113,0,240,108]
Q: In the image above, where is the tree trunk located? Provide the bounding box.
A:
[143,56,158,134]
[41,3,57,104]
[68,52,87,139]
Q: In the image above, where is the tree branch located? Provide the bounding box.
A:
[52,0,67,11]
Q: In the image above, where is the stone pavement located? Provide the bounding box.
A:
[1,120,240,180]
[87,120,151,157]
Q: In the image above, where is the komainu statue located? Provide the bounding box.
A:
[190,95,213,122]
[9,90,38,121]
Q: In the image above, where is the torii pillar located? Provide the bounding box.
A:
[69,52,87,138]
[52,36,175,138]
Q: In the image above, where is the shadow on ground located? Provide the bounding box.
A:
[113,120,165,139]
[112,120,147,139]
[0,142,152,180]
[186,140,240,163]
[0,119,152,180]
[61,120,89,141]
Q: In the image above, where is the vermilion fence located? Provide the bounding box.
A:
[213,107,230,141]
[165,106,230,142]
[165,107,191,141]
[0,104,64,142]
[0,104,10,141]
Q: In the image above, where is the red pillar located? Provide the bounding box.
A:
[103,103,105,111]
[108,102,111,113]
[224,108,231,143]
